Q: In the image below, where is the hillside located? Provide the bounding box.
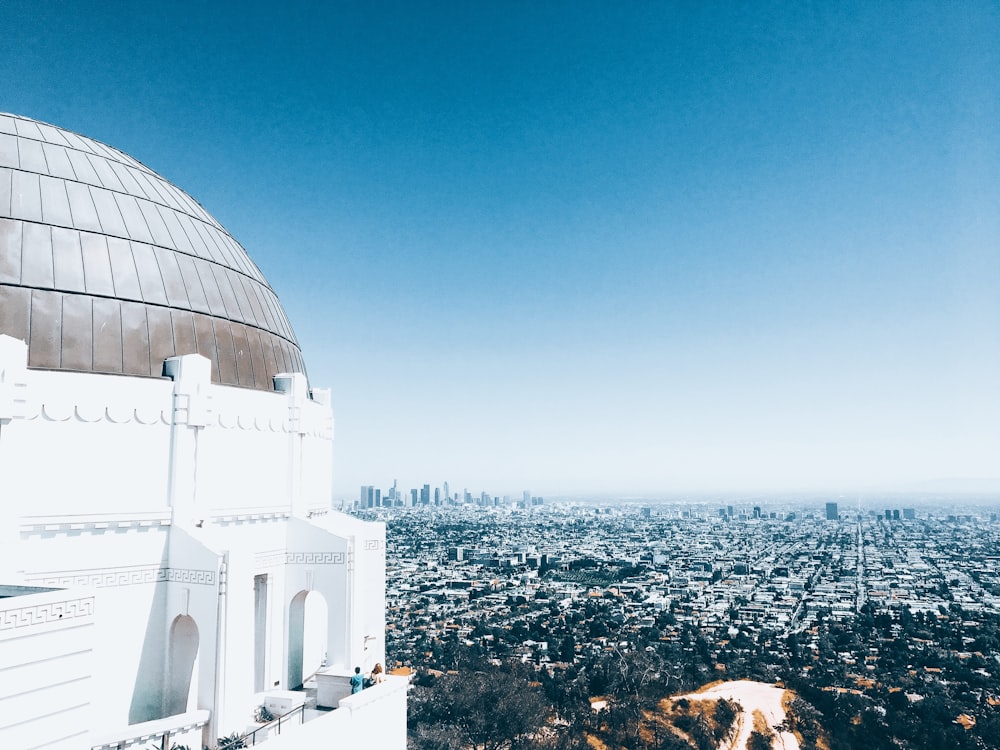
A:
[583,680,828,750]
[669,681,808,750]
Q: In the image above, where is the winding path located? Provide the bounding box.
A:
[675,680,800,750]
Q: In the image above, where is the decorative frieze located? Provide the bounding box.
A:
[25,565,216,588]
[287,551,346,565]
[0,595,94,630]
[254,550,347,568]
[17,402,172,425]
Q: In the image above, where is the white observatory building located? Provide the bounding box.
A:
[0,113,405,749]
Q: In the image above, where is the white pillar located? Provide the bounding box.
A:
[163,354,212,529]
[274,372,309,517]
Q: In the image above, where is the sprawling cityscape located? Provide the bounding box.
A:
[351,490,1000,749]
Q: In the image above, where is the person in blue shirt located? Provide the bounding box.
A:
[350,666,363,694]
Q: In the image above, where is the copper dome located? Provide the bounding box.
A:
[0,113,306,390]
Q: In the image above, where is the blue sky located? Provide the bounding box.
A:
[4,1,999,497]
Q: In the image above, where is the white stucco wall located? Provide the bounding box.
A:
[252,676,408,750]
[0,367,174,515]
[0,586,96,750]
[313,512,388,672]
[196,384,292,512]
[16,522,173,730]
[0,339,402,749]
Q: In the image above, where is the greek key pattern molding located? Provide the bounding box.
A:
[27,566,216,588]
[363,539,384,551]
[0,596,95,630]
[286,552,346,565]
[255,551,347,567]
[162,568,216,585]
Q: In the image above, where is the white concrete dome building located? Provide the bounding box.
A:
[0,114,404,750]
[0,112,306,388]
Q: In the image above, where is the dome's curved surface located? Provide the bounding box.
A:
[0,113,306,390]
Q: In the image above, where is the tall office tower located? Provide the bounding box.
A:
[464,489,472,504]
[753,506,761,519]
[892,509,900,520]
[825,502,839,521]
[389,479,398,502]
[360,485,370,507]
[523,490,532,506]
[374,488,381,507]
[903,508,916,520]
[884,509,892,520]
[421,484,431,505]
[434,487,440,505]
[366,486,376,508]
[727,505,734,517]
[410,488,419,506]
[443,481,450,501]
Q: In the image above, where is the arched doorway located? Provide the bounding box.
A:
[287,590,328,689]
[164,615,199,716]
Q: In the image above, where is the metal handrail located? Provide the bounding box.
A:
[239,702,306,747]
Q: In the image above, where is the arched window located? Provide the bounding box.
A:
[164,615,199,716]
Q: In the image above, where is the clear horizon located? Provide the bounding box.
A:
[4,1,999,496]
[342,478,1000,503]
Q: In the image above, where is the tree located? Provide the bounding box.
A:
[713,699,739,743]
[747,729,774,750]
[560,634,576,663]
[409,669,550,750]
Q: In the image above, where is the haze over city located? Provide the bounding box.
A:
[4,1,998,496]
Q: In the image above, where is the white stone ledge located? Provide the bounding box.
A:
[20,510,172,534]
[210,505,292,524]
[90,709,210,750]
[336,674,408,712]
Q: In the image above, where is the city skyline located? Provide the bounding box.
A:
[4,2,999,496]
[357,481,545,509]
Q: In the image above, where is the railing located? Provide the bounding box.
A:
[90,710,210,750]
[238,703,307,747]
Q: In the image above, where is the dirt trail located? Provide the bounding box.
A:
[676,680,800,750]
